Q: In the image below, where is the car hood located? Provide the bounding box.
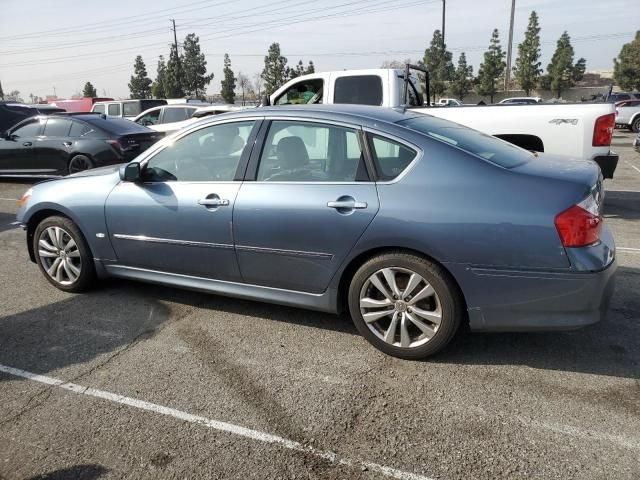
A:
[68,163,125,178]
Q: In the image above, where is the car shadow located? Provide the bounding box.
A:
[604,190,640,221]
[0,211,17,232]
[25,464,109,480]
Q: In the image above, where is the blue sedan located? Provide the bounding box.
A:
[16,105,616,358]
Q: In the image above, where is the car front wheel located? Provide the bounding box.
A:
[348,252,463,359]
[33,216,95,292]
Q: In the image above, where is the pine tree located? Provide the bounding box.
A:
[513,11,542,95]
[82,82,97,98]
[182,33,213,98]
[306,60,315,74]
[450,52,473,101]
[420,30,454,103]
[165,47,185,98]
[128,55,152,99]
[220,53,236,104]
[288,60,306,80]
[261,43,288,95]
[546,32,586,98]
[613,31,640,91]
[476,29,506,103]
[151,55,167,98]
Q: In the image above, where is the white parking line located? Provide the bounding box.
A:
[626,162,640,174]
[618,247,640,253]
[0,197,18,202]
[0,363,433,480]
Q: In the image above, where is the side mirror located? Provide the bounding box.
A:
[261,94,271,107]
[119,162,141,182]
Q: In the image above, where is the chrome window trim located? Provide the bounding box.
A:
[363,127,423,185]
[113,234,233,250]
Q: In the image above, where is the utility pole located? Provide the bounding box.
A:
[170,19,183,91]
[504,0,516,92]
[441,0,446,48]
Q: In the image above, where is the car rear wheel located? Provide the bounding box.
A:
[33,216,95,292]
[348,252,463,359]
[68,154,93,174]
[632,117,640,134]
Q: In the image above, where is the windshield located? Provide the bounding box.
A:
[398,116,532,169]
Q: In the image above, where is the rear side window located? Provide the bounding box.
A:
[92,104,105,114]
[368,134,417,181]
[122,102,140,117]
[83,117,151,134]
[43,118,72,137]
[399,116,532,169]
[69,120,95,137]
[108,104,121,116]
[334,75,383,106]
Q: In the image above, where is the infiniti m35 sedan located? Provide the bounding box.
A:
[16,105,616,358]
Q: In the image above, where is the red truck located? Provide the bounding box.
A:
[47,97,113,112]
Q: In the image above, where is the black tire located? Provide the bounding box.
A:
[33,215,96,293]
[68,154,94,174]
[347,252,464,359]
[632,117,640,134]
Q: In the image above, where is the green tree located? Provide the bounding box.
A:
[182,33,213,97]
[546,31,586,98]
[613,31,640,91]
[476,29,506,103]
[128,55,152,99]
[513,11,542,95]
[82,82,97,98]
[0,80,4,100]
[220,53,236,104]
[165,47,185,98]
[450,52,473,101]
[151,55,167,98]
[420,30,454,103]
[306,60,315,74]
[261,42,288,95]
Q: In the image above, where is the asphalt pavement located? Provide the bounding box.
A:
[0,133,638,480]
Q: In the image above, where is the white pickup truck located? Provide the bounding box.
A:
[266,68,619,178]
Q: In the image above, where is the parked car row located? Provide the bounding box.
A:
[615,99,640,132]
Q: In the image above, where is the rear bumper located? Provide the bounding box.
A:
[592,152,618,179]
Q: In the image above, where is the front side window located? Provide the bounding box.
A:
[43,118,72,137]
[334,75,383,106]
[257,121,366,182]
[12,119,42,137]
[136,109,161,126]
[275,79,323,105]
[107,104,121,116]
[144,121,255,182]
[92,104,105,114]
[368,134,417,181]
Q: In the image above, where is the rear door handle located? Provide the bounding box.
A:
[63,141,72,147]
[327,200,367,209]
[198,197,230,207]
[22,142,32,147]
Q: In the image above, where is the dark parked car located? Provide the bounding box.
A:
[0,113,162,176]
[15,105,616,359]
[0,101,66,134]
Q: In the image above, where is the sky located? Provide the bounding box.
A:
[0,0,638,100]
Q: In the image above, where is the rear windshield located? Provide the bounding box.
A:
[83,116,151,135]
[398,116,532,169]
[334,75,383,106]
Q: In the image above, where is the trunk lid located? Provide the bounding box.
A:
[117,132,163,160]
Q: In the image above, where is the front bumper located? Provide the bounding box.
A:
[592,152,618,179]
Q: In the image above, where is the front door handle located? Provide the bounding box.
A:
[198,196,230,208]
[327,199,367,209]
[22,142,32,147]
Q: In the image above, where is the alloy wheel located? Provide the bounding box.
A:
[359,267,442,349]
[38,226,82,285]
[68,156,91,173]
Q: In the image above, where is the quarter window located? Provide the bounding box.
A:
[144,121,255,182]
[257,121,366,182]
[275,79,323,105]
[334,75,383,106]
[107,104,121,116]
[368,134,417,181]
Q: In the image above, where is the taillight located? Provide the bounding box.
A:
[555,195,602,248]
[592,113,615,146]
[106,139,123,154]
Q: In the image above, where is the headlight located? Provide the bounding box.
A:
[18,188,33,208]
